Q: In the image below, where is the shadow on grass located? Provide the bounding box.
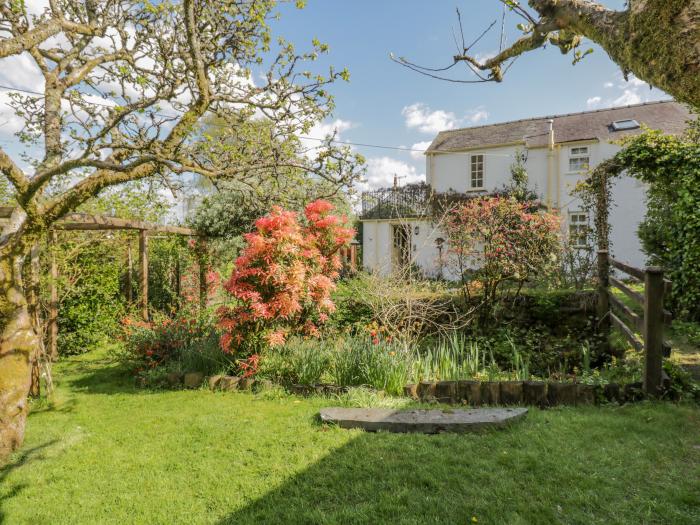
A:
[214,407,700,525]
[213,429,544,525]
[0,441,58,523]
[65,359,141,395]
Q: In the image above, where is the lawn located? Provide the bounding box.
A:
[2,350,699,525]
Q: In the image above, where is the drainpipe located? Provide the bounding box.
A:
[546,119,554,208]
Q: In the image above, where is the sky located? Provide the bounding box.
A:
[270,0,669,190]
[0,0,670,201]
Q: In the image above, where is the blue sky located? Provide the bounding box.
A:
[271,0,669,189]
[0,0,669,195]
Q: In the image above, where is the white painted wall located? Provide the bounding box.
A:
[363,137,649,277]
[361,221,393,276]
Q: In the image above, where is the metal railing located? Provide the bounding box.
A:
[359,184,490,220]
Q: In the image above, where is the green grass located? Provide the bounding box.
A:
[2,350,699,525]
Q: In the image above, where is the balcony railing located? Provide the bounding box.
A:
[360,183,432,220]
[360,184,490,220]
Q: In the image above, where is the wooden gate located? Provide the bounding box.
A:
[597,250,671,396]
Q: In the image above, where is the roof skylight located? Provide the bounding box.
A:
[611,119,640,131]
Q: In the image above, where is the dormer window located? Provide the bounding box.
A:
[569,146,589,172]
[470,154,484,189]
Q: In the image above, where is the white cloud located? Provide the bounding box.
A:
[308,118,354,140]
[402,103,459,134]
[0,53,44,92]
[361,156,424,191]
[465,107,489,125]
[299,118,354,156]
[585,74,666,111]
[409,140,432,160]
[586,96,602,109]
[613,89,643,106]
[402,103,489,134]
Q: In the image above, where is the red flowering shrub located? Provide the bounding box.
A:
[238,354,260,378]
[120,307,217,372]
[217,199,354,355]
[444,196,560,307]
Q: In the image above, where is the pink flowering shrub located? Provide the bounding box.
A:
[217,199,354,356]
[444,196,560,307]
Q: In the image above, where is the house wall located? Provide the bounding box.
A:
[363,137,649,278]
[361,220,392,276]
[427,139,648,269]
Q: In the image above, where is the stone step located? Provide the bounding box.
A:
[319,407,527,434]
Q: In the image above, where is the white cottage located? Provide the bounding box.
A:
[361,101,691,278]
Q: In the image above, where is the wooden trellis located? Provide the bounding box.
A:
[0,207,203,361]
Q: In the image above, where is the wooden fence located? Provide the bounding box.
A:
[597,249,671,396]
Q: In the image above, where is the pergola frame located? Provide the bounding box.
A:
[0,207,204,361]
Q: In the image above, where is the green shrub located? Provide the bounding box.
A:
[329,336,412,395]
[412,333,486,382]
[54,238,124,355]
[118,306,234,379]
[259,338,331,386]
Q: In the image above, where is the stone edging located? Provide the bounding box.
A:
[404,380,645,406]
[203,374,647,406]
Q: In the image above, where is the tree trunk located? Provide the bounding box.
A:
[0,238,39,460]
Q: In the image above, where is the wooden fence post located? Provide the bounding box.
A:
[174,254,181,300]
[597,249,610,354]
[48,230,58,361]
[197,238,207,309]
[349,243,358,273]
[643,266,664,396]
[139,230,149,321]
[126,243,133,304]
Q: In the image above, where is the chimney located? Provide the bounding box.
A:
[548,119,555,149]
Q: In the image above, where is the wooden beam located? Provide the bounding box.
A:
[609,276,644,307]
[48,230,58,361]
[56,213,196,235]
[610,311,644,352]
[608,289,643,332]
[139,230,149,321]
[608,256,644,281]
[0,208,196,235]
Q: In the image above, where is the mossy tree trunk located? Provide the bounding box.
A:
[0,222,40,459]
[537,0,700,107]
[452,0,700,108]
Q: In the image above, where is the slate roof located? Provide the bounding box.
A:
[426,101,693,153]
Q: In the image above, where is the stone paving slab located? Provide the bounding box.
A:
[319,407,528,434]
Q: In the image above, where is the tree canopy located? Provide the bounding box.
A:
[394,0,700,108]
[0,0,363,459]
